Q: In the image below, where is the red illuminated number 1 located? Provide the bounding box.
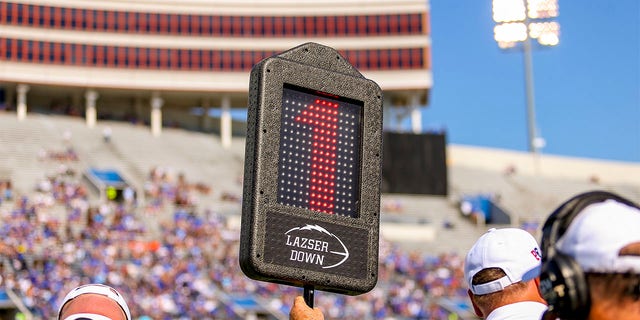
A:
[295,99,339,214]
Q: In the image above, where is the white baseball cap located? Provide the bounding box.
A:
[556,199,640,273]
[58,284,132,320]
[465,228,542,295]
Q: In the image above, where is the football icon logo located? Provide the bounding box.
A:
[285,224,350,269]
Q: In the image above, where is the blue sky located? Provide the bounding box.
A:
[419,0,639,163]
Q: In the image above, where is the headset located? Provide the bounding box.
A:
[539,190,640,320]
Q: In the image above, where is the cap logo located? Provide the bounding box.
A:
[531,247,542,261]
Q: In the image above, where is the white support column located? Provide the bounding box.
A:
[85,89,99,128]
[16,84,29,121]
[220,95,232,149]
[150,92,164,137]
[410,94,422,134]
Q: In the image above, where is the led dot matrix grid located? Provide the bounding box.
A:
[277,84,363,218]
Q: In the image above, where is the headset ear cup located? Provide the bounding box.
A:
[540,253,591,320]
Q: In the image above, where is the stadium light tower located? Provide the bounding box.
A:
[492,0,559,154]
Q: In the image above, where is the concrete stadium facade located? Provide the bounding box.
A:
[0,0,432,146]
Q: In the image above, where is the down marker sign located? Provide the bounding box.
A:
[240,42,383,296]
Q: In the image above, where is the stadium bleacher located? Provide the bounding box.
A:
[0,112,638,319]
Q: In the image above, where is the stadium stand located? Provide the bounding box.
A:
[0,113,638,319]
[0,113,475,319]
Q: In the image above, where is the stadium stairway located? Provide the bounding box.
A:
[90,119,246,209]
[0,113,246,233]
[448,164,640,241]
[0,113,73,194]
[380,194,485,255]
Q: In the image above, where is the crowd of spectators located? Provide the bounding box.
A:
[0,151,470,319]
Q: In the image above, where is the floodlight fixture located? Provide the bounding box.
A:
[494,22,528,48]
[491,0,559,156]
[527,0,559,19]
[492,0,560,47]
[493,0,526,22]
[529,21,560,46]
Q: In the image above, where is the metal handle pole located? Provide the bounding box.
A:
[303,285,315,308]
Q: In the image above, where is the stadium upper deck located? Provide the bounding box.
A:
[0,0,432,144]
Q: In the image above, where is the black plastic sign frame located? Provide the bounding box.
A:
[240,42,383,295]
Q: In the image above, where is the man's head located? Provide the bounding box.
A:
[58,284,131,320]
[464,228,544,316]
[540,190,640,320]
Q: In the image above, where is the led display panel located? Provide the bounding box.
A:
[277,84,362,218]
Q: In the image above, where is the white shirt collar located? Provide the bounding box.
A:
[486,301,547,320]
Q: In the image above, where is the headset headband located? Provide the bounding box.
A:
[541,190,637,262]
